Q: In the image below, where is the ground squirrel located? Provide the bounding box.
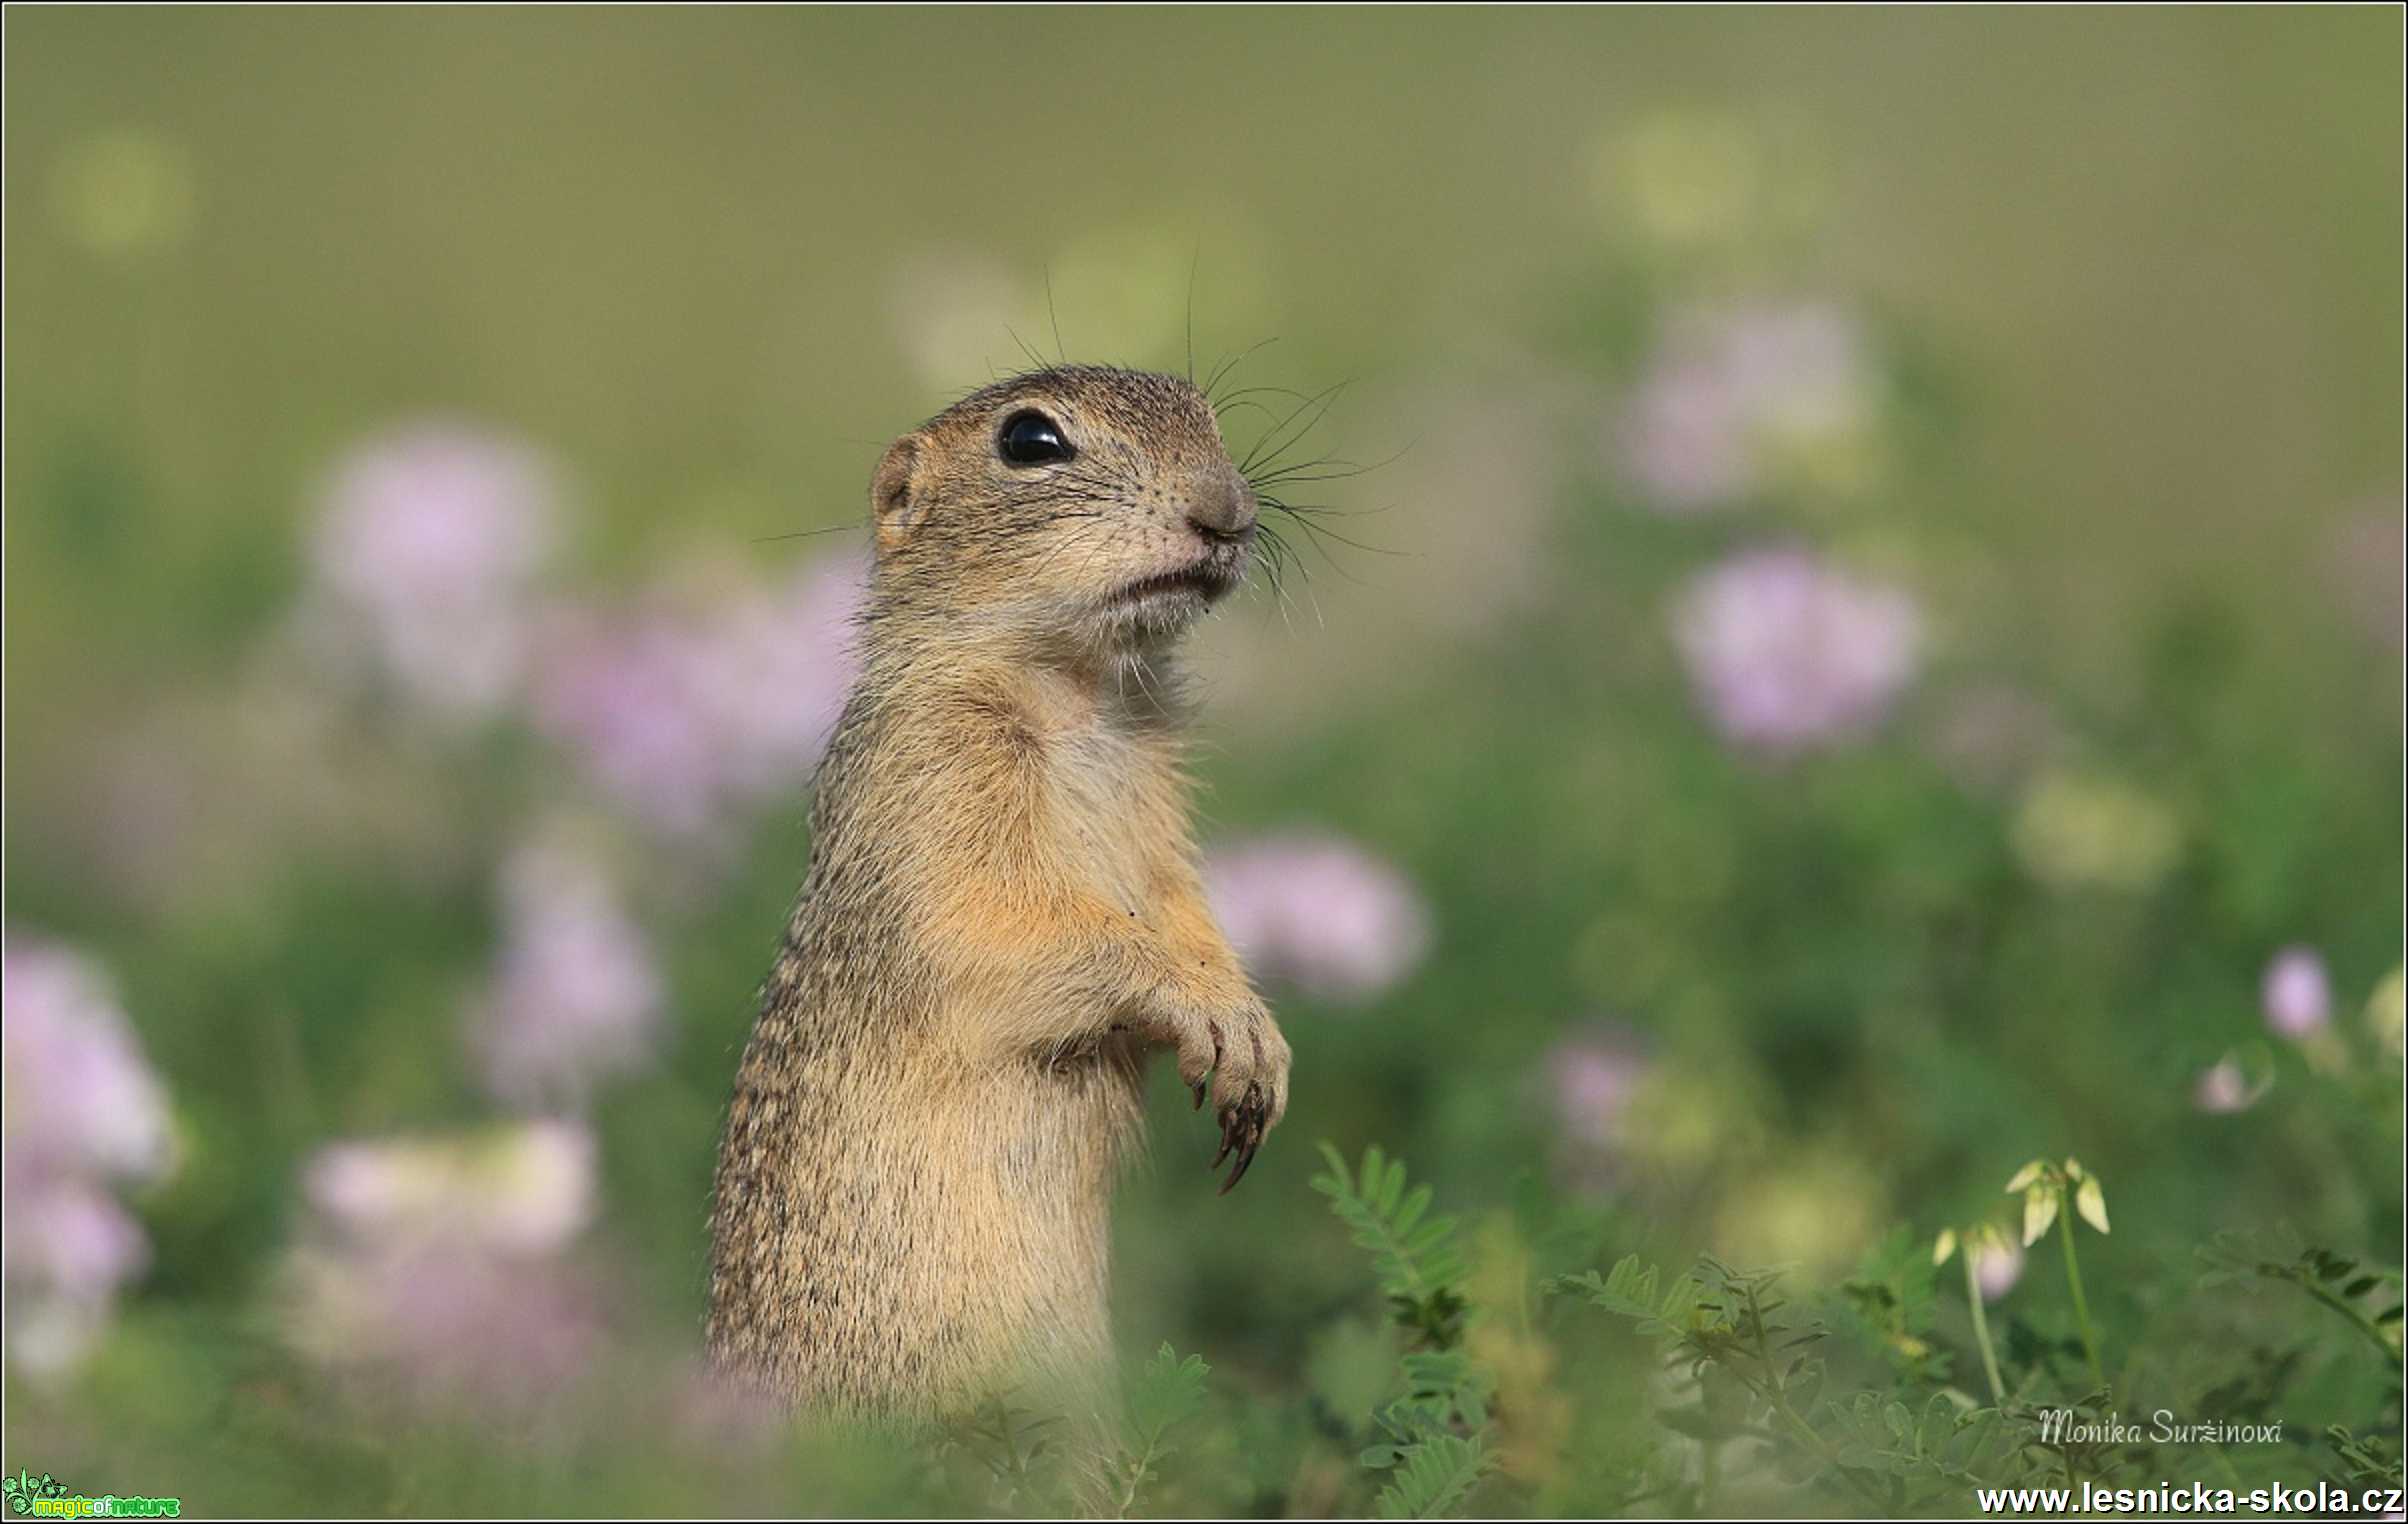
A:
[706,365,1292,1419]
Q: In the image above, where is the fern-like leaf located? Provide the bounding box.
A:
[1373,1432,1492,1519]
[1548,1254,1706,1337]
[1109,1343,1210,1518]
[1314,1141,1471,1345]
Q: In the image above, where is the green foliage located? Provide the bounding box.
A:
[948,1395,1072,1516]
[1370,1433,1492,1521]
[1529,1211,2408,1515]
[1837,1227,1950,1382]
[2325,1423,2404,1491]
[2196,1229,2405,1493]
[1312,1142,1498,1519]
[1106,1345,1212,1519]
[2199,1231,2407,1372]
[1813,1392,2038,1511]
[1554,1251,2048,1510]
[1360,1351,1494,1469]
[1550,1254,1707,1336]
[1311,1143,1471,1349]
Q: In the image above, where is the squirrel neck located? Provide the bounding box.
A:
[856,610,1194,740]
[791,613,1194,950]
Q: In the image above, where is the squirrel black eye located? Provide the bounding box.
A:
[997,410,1073,467]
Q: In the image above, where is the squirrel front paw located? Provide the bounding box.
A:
[1157,995,1290,1194]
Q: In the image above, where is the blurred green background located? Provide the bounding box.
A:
[4,7,2402,1517]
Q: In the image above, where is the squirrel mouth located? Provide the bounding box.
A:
[1113,560,1240,607]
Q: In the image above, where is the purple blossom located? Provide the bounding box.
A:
[535,553,866,845]
[465,837,664,1111]
[287,1121,603,1410]
[2261,946,2332,1040]
[302,422,559,721]
[2,940,173,1182]
[1620,300,1876,511]
[1673,547,1923,753]
[2,933,175,1374]
[1,1177,154,1377]
[2193,1058,2262,1115]
[286,1238,605,1412]
[303,1118,596,1256]
[1972,1237,2024,1302]
[1547,1024,1652,1152]
[1203,834,1432,1003]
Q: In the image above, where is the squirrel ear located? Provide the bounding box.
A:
[872,433,928,554]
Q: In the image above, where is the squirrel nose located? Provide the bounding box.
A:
[1187,473,1258,543]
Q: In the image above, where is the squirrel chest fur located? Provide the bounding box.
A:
[705,366,1292,1418]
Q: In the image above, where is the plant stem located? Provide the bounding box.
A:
[1761,1386,1888,1510]
[1110,1422,1164,1522]
[1962,1251,2007,1404]
[1739,1282,1889,1511]
[2057,1210,2104,1393]
[2296,1277,2405,1368]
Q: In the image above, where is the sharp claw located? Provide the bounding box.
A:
[1219,1091,1268,1194]
[1192,1079,1207,1111]
[1220,1134,1259,1194]
[1212,1118,1235,1168]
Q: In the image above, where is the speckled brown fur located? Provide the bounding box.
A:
[705,366,1290,1421]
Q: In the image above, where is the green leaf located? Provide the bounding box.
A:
[1548,1252,1707,1337]
[1372,1433,1492,1519]
[1109,1342,1212,1516]
[1552,1255,1657,1319]
[1123,1341,1210,1453]
[1313,1141,1470,1343]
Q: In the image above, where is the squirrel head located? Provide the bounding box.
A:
[867,366,1257,655]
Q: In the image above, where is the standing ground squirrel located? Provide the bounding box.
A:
[706,365,1292,1419]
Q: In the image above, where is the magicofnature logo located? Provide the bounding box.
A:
[2,1469,180,1518]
